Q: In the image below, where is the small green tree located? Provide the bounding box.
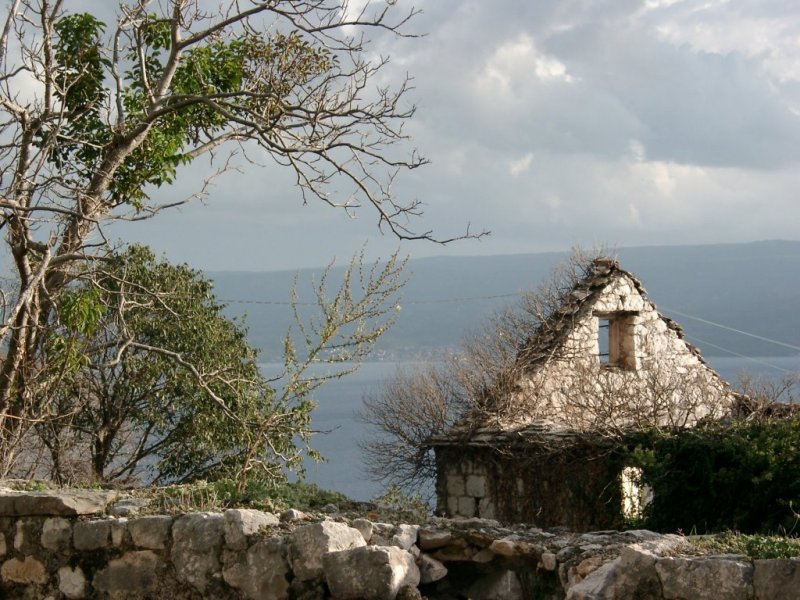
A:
[31,245,404,486]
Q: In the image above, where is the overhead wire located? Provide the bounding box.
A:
[680,334,793,373]
[658,305,800,353]
[221,292,800,368]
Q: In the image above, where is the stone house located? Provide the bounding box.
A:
[429,258,735,530]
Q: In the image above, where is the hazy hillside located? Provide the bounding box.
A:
[208,240,800,361]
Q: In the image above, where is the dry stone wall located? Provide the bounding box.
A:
[0,488,798,599]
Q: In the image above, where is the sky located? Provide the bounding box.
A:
[106,0,800,271]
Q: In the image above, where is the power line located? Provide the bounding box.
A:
[221,293,800,354]
[681,333,793,373]
[659,305,800,353]
[220,292,521,307]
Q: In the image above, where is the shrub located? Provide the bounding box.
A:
[627,417,800,534]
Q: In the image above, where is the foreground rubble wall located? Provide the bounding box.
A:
[0,489,798,599]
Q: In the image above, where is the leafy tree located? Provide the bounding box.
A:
[31,244,404,485]
[0,1,479,471]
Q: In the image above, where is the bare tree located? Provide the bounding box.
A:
[0,1,481,472]
[359,250,601,491]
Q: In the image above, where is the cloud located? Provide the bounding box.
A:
[509,152,535,177]
[104,0,800,270]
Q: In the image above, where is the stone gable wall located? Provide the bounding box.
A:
[514,272,734,429]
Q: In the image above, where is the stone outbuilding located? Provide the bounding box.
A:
[429,258,735,530]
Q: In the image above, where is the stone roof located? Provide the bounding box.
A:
[428,419,586,448]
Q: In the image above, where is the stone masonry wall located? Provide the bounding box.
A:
[437,457,495,521]
[1,488,798,599]
[435,446,624,530]
[514,271,734,430]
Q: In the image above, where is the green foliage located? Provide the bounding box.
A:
[43,246,296,484]
[38,244,402,488]
[151,479,348,513]
[626,418,800,534]
[48,11,334,207]
[691,532,800,559]
[371,485,430,524]
[257,481,349,512]
[0,1,425,482]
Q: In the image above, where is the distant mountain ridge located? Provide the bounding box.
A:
[208,240,800,360]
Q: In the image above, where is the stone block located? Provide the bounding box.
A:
[0,489,117,516]
[433,539,477,562]
[170,512,225,593]
[472,548,495,563]
[352,518,373,543]
[445,473,465,497]
[14,519,40,554]
[110,518,127,547]
[58,566,86,599]
[279,508,307,523]
[391,524,418,550]
[457,496,475,517]
[490,535,533,557]
[753,558,800,600]
[323,545,420,600]
[478,496,496,520]
[565,557,649,600]
[1,555,48,585]
[446,494,459,517]
[93,550,159,599]
[417,528,453,550]
[656,556,754,600]
[223,508,278,550]
[465,475,486,498]
[129,515,172,550]
[289,520,366,581]
[418,554,448,584]
[541,552,557,571]
[41,517,72,552]
[223,538,289,600]
[73,519,111,550]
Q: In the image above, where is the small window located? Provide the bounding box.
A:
[595,312,638,369]
[598,318,611,364]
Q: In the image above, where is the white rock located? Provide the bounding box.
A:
[223,538,289,600]
[391,524,419,550]
[351,518,373,543]
[223,509,278,550]
[289,521,366,581]
[279,508,307,523]
[418,554,448,584]
[170,512,224,593]
[417,529,453,550]
[323,545,420,600]
[58,566,86,600]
